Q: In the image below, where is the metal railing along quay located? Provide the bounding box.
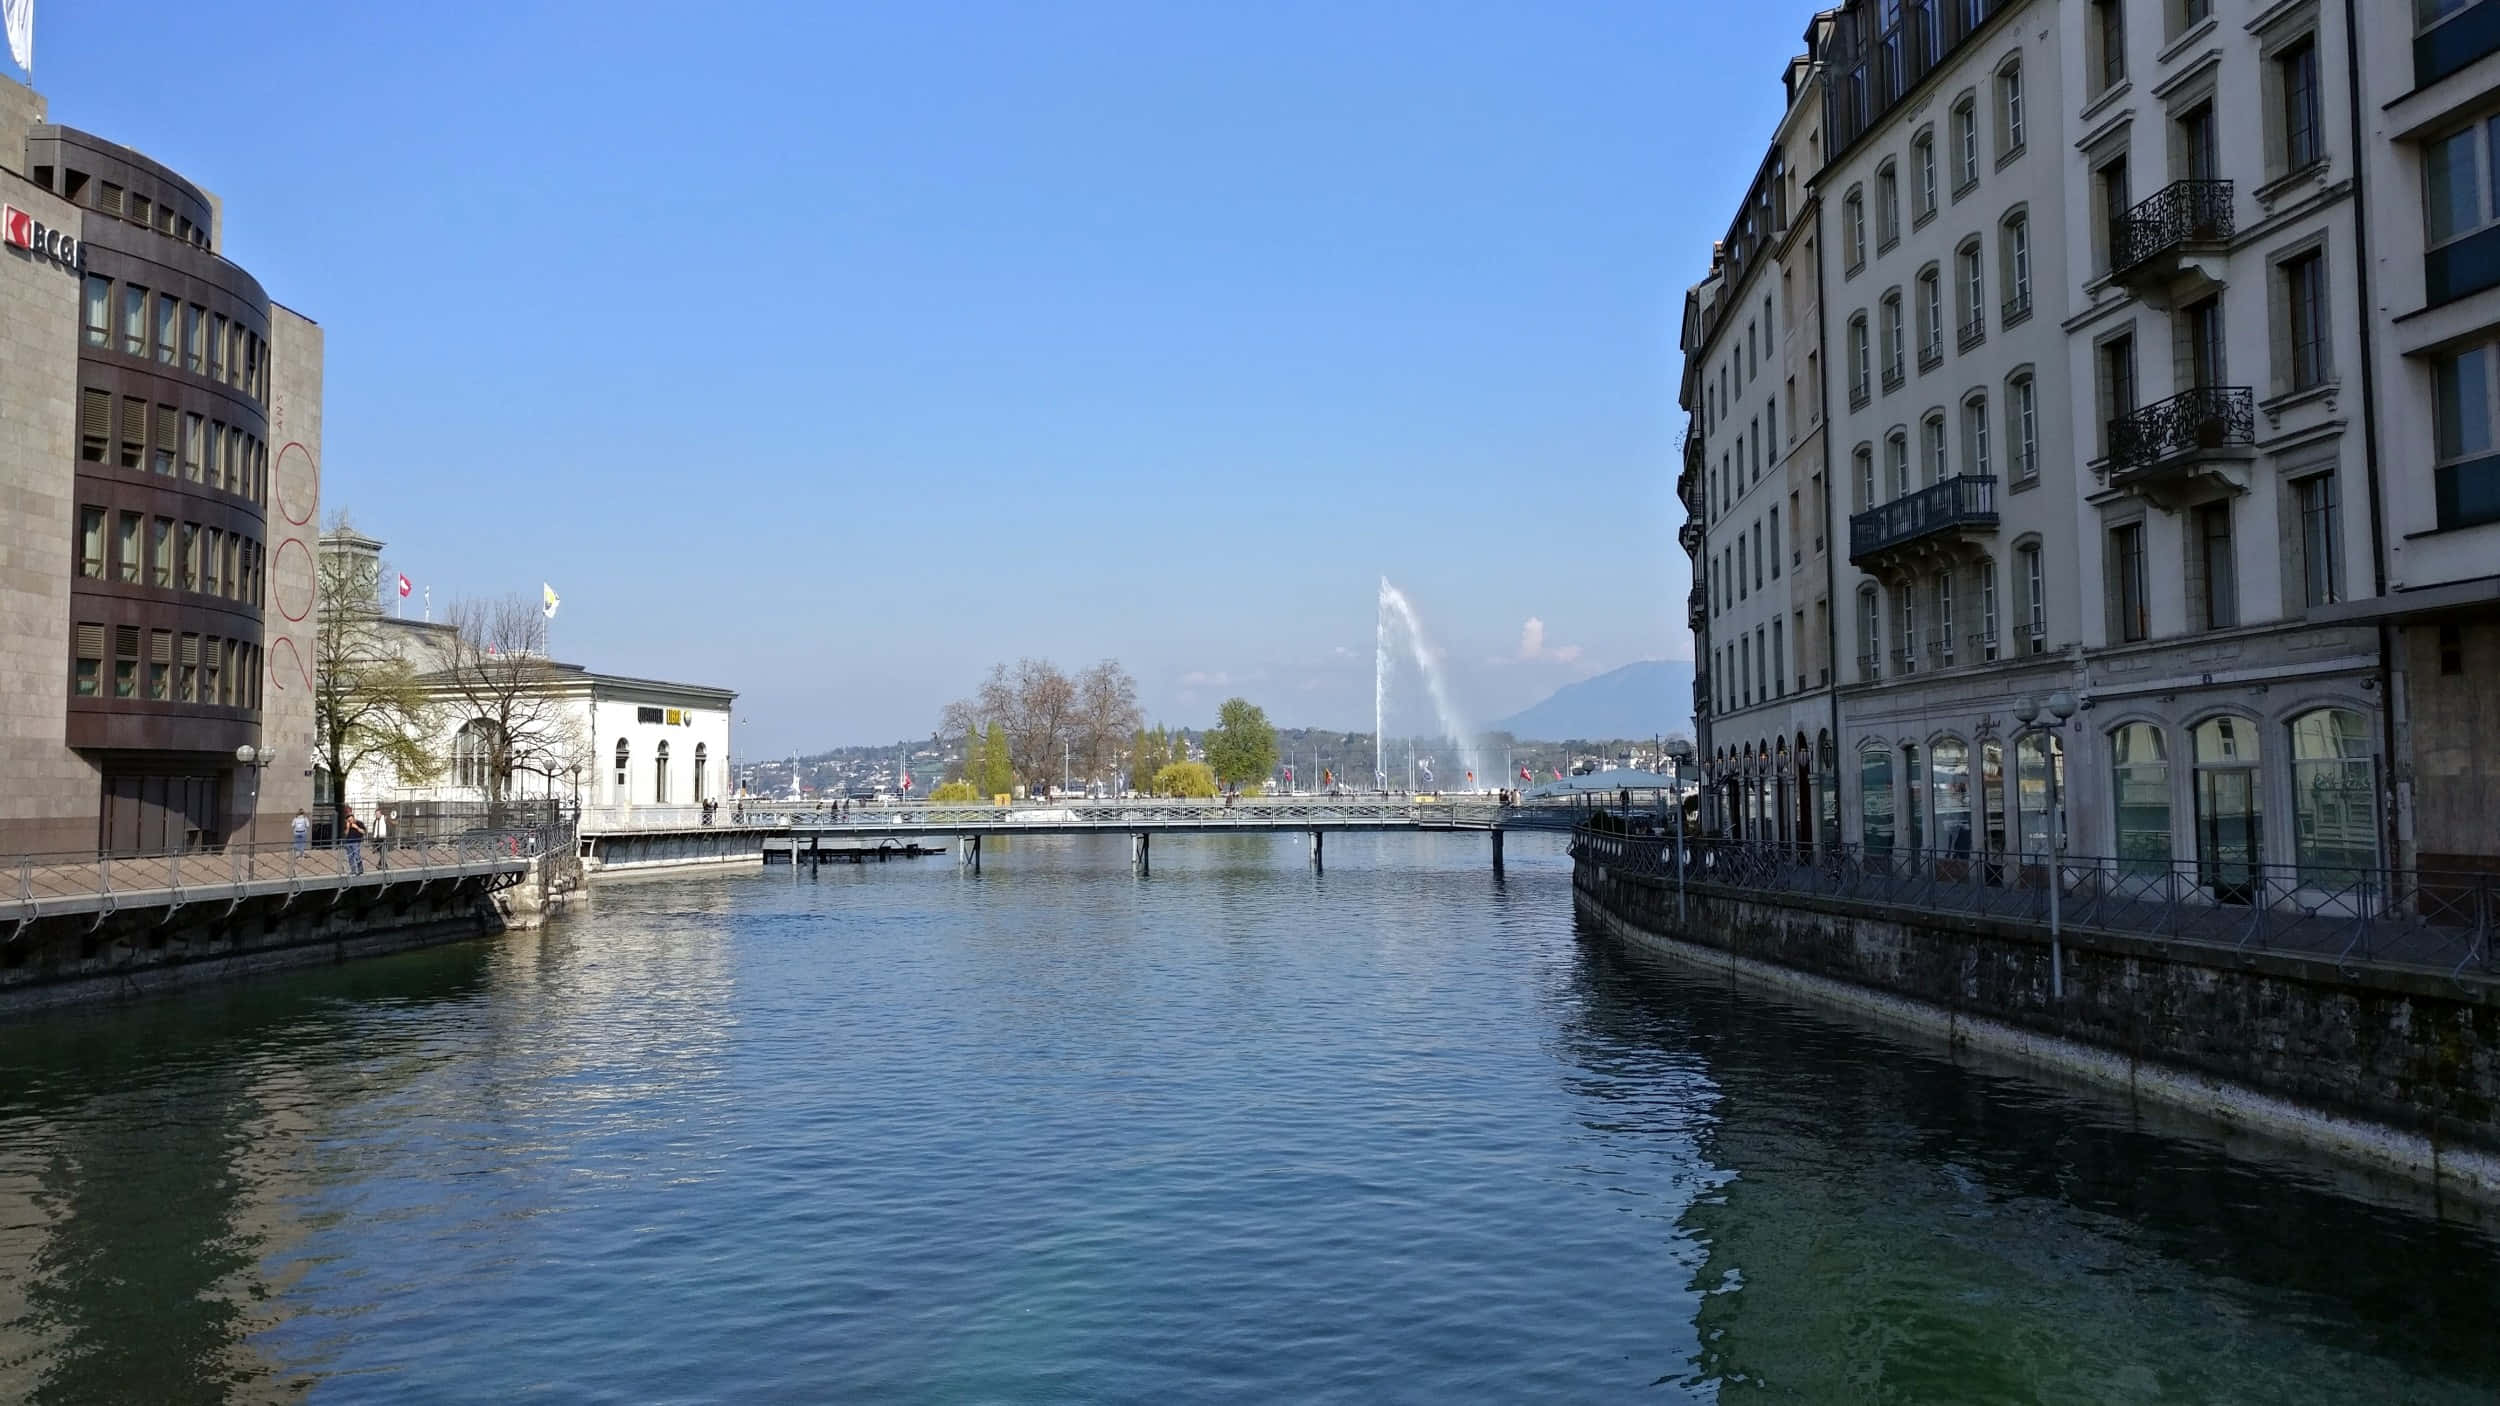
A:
[1573,830,2498,978]
[5,824,570,932]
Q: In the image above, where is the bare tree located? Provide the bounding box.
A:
[313,524,438,827]
[439,595,586,806]
[1074,659,1141,786]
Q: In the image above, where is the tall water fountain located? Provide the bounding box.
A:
[1375,577,1483,790]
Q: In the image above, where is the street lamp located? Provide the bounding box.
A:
[235,743,277,874]
[2011,690,2078,1001]
[1667,738,1695,928]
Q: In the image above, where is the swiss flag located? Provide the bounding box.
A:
[396,573,412,598]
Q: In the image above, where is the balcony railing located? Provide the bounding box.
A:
[1882,364,1906,394]
[1850,383,1872,412]
[2106,386,2255,478]
[1969,629,2000,662]
[1918,341,1943,373]
[2001,290,2032,326]
[2110,179,2234,278]
[1956,313,1985,352]
[1890,646,1922,676]
[1856,651,1883,680]
[1687,586,1708,632]
[1848,473,1999,565]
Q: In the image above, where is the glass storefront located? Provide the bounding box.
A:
[2192,715,2262,902]
[1860,743,1894,856]
[1931,739,1972,857]
[2289,708,2376,885]
[2110,722,2171,877]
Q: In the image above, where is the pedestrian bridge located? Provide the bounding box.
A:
[752,794,1666,873]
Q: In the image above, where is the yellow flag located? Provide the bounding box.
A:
[542,582,560,619]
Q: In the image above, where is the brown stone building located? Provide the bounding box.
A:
[0,74,318,855]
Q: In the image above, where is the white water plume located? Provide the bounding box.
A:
[1376,578,1483,790]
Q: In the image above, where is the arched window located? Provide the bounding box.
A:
[1902,741,1925,853]
[2006,370,2038,481]
[1955,239,1985,343]
[1845,188,1867,269]
[1860,741,1895,856]
[1976,553,2000,660]
[452,719,499,792]
[1881,290,1905,383]
[1962,390,1991,478]
[1858,586,1882,680]
[1980,739,2006,860]
[2289,708,2375,883]
[1854,443,1876,510]
[2017,729,2064,859]
[1849,313,1872,401]
[2111,722,2171,876]
[1877,161,1901,246]
[2192,715,2261,899]
[693,742,709,805]
[1922,411,1948,484]
[1912,130,1937,220]
[654,740,671,805]
[1932,738,1972,857]
[1886,429,1910,499]
[1916,265,1942,364]
[2000,209,2033,318]
[613,738,630,805]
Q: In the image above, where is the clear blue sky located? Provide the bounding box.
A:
[17,0,1804,754]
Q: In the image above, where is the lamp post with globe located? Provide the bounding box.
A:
[234,743,277,876]
[2011,690,2078,1001]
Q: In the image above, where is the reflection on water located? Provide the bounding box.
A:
[0,833,2490,1402]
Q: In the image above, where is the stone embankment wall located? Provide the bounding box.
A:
[1573,857,2500,1197]
[0,877,511,1016]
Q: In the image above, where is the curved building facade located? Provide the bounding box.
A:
[0,76,319,855]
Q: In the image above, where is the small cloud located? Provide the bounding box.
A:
[1332,645,1355,659]
[1515,616,1583,664]
[1180,670,1231,688]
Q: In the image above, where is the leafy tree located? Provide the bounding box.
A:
[313,525,439,826]
[979,723,1015,798]
[1153,760,1218,798]
[1128,724,1173,793]
[1203,698,1278,790]
[955,722,982,785]
[439,595,588,807]
[928,779,979,803]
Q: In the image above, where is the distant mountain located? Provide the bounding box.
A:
[1491,660,1693,741]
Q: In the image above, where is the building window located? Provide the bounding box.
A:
[1921,413,1947,484]
[1886,430,1910,500]
[2092,0,2127,93]
[177,633,198,702]
[1953,97,1980,191]
[1846,189,1867,269]
[2278,37,2322,172]
[1914,133,1937,221]
[1934,571,1956,665]
[1932,739,1972,856]
[77,506,104,578]
[2016,730,2063,860]
[2297,472,2344,604]
[614,739,631,803]
[178,523,198,592]
[120,284,147,357]
[2197,502,2237,630]
[1849,314,1871,403]
[208,315,226,381]
[147,629,170,701]
[1769,508,1781,580]
[1881,291,1904,387]
[115,511,140,584]
[453,721,498,791]
[183,303,204,372]
[2432,342,2500,529]
[73,623,102,697]
[2426,116,2500,257]
[82,275,110,347]
[153,293,177,365]
[2289,708,2376,883]
[1877,163,1900,248]
[1978,556,2000,660]
[150,516,171,588]
[2282,250,2329,392]
[2192,716,2262,899]
[2009,373,2038,481]
[2020,542,2046,652]
[2113,522,2149,642]
[1857,588,1881,678]
[2001,212,2031,318]
[1898,590,1920,673]
[2185,296,2226,388]
[1962,393,1991,477]
[119,396,145,469]
[2111,722,2171,875]
[114,625,138,699]
[1861,742,1895,855]
[2100,335,2138,455]
[1998,58,2026,153]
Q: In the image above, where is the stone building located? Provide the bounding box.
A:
[0,74,318,855]
[1683,17,1846,849]
[317,530,737,822]
[1671,1,2453,892]
[1816,0,2088,868]
[2350,1,2500,875]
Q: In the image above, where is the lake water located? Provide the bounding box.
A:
[0,832,2494,1403]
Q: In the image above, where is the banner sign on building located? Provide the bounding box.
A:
[3,204,78,269]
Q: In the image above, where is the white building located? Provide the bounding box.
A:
[319,529,735,826]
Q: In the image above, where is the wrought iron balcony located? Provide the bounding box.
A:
[1882,364,1906,394]
[2105,387,2255,490]
[2001,290,2032,326]
[1918,341,1943,374]
[1890,647,1922,676]
[2110,180,2234,283]
[1856,652,1882,681]
[1848,474,1999,569]
[1957,313,1985,352]
[1969,629,2000,663]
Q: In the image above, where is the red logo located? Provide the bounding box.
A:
[2,205,30,249]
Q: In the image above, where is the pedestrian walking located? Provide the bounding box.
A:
[372,808,392,869]
[291,808,310,855]
[343,808,366,876]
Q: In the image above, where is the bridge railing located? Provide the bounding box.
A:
[1572,829,2498,977]
[5,823,569,929]
[770,798,1515,828]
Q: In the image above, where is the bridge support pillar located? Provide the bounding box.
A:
[1310,829,1324,872]
[960,835,982,873]
[1492,827,1504,873]
[1132,832,1150,876]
